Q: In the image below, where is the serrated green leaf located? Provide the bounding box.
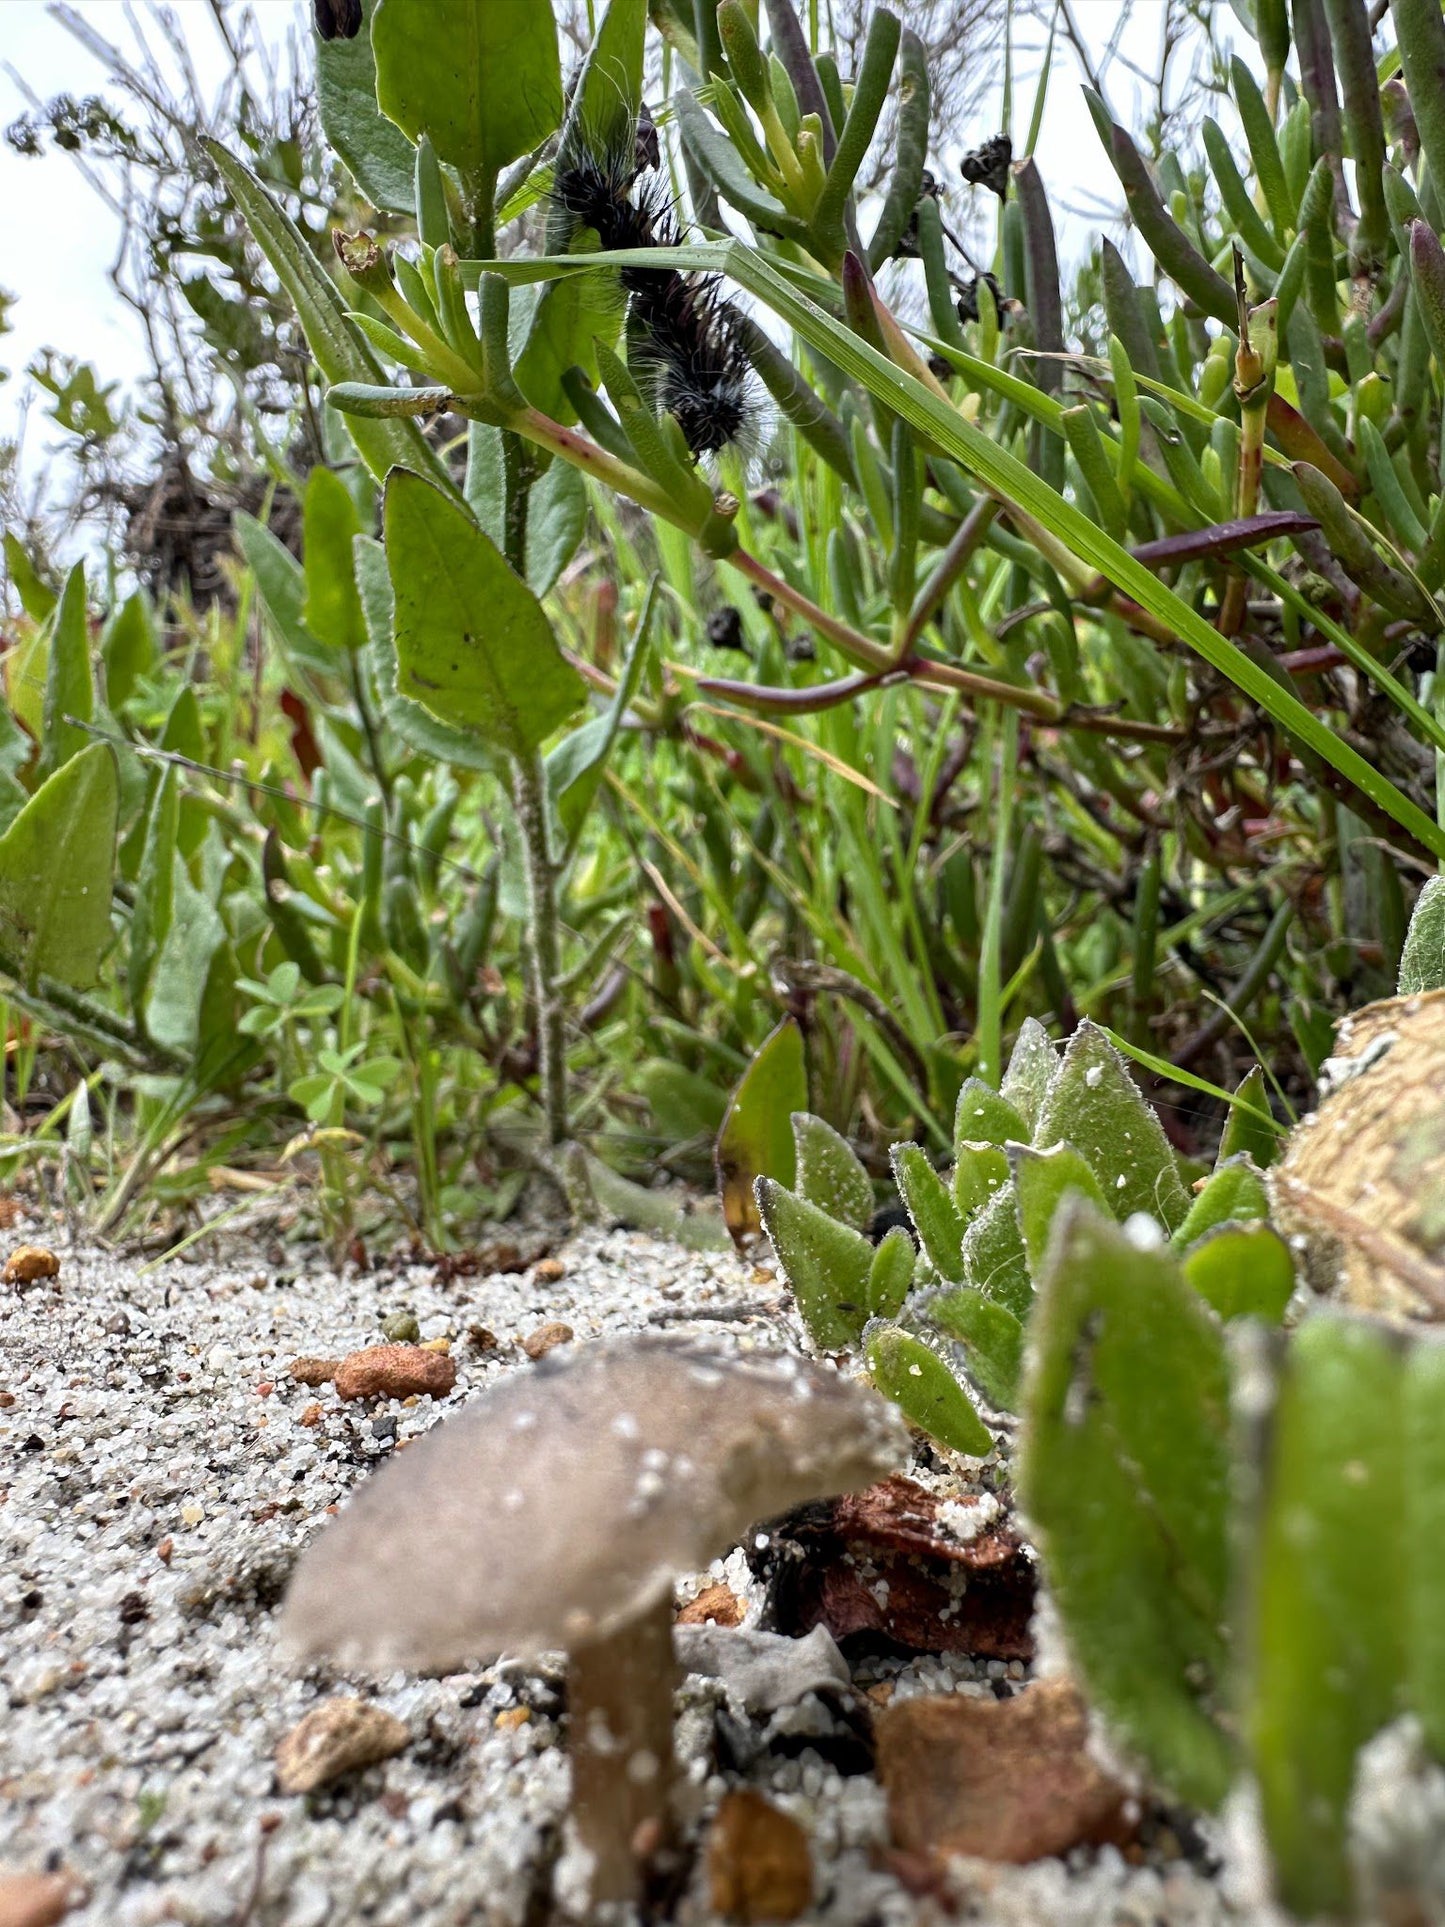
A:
[793,1112,874,1231]
[1173,1154,1270,1248]
[1245,1315,1407,1918]
[925,1284,1025,1412]
[1011,1141,1110,1275]
[864,1321,993,1455]
[1181,1222,1294,1323]
[867,1226,915,1320]
[384,468,584,756]
[757,1176,871,1349]
[372,0,561,178]
[1400,876,1445,994]
[0,742,117,989]
[1021,1200,1234,1810]
[302,466,366,653]
[892,1141,967,1281]
[717,1017,806,1243]
[1034,1020,1190,1231]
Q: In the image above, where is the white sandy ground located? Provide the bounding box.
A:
[0,1202,1403,1926]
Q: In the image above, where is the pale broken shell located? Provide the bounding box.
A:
[274,1697,410,1794]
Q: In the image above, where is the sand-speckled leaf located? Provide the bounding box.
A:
[925,1284,1025,1413]
[384,469,584,756]
[372,0,561,178]
[864,1322,993,1455]
[0,742,117,989]
[716,1018,806,1244]
[1011,1141,1110,1275]
[1244,1315,1406,1919]
[793,1112,874,1231]
[756,1178,871,1349]
[892,1142,967,1282]
[953,1139,1011,1220]
[867,1226,915,1320]
[960,1181,1032,1320]
[1000,1016,1060,1134]
[1182,1222,1293,1322]
[952,1076,1028,1157]
[1034,1020,1190,1231]
[1021,1200,1234,1810]
[1401,876,1445,994]
[1173,1154,1270,1248]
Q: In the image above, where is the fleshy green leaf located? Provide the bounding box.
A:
[205,142,455,493]
[1021,1200,1234,1810]
[1181,1222,1294,1322]
[953,1075,1029,1154]
[757,1177,871,1349]
[1011,1141,1110,1276]
[0,742,117,988]
[867,1226,915,1320]
[960,1181,1032,1320]
[3,530,56,622]
[547,577,657,841]
[793,1112,874,1231]
[1001,1015,1060,1133]
[372,0,561,178]
[101,592,156,712]
[1244,1315,1407,1919]
[1406,1336,1445,1757]
[1400,875,1445,994]
[717,1017,806,1243]
[302,466,367,653]
[383,468,584,756]
[864,1321,994,1455]
[315,0,416,213]
[38,563,93,781]
[354,535,492,770]
[1173,1154,1270,1248]
[925,1284,1025,1413]
[952,1139,1011,1221]
[892,1141,967,1281]
[1033,1020,1190,1231]
[1217,1065,1279,1168]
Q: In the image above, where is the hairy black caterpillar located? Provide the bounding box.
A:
[553,142,753,460]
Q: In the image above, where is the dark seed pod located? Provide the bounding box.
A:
[705,607,748,651]
[955,271,1002,324]
[313,0,362,41]
[634,102,660,177]
[960,133,1012,198]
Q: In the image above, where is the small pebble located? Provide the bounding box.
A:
[104,1311,130,1336]
[3,1247,59,1289]
[379,1311,420,1343]
[521,1321,574,1361]
[333,1344,457,1402]
[532,1257,567,1284]
[299,1402,324,1427]
[706,1788,812,1922]
[289,1357,340,1388]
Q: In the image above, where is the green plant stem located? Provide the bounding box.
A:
[903,496,1000,650]
[977,708,1020,1088]
[511,747,568,1146]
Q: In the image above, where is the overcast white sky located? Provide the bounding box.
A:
[0,1,1202,474]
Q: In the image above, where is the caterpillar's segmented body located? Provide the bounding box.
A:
[554,150,752,459]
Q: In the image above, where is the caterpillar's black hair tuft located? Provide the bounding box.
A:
[553,141,754,461]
